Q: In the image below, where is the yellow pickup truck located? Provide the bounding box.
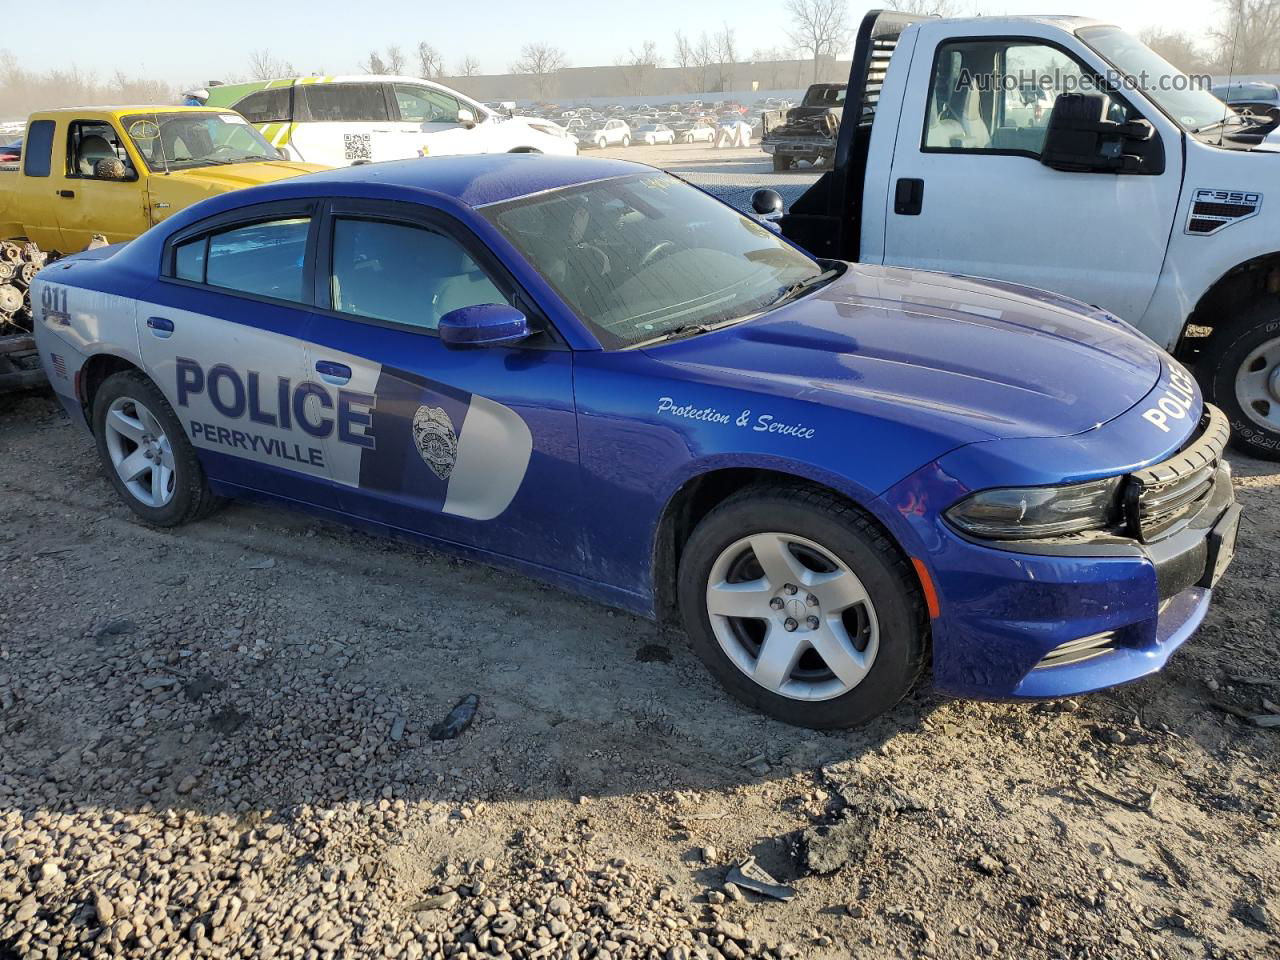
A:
[0,105,326,391]
[0,105,327,253]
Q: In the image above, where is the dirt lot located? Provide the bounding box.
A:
[1,381,1277,960]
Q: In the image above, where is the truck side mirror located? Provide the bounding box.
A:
[1040,93,1164,175]
[752,188,784,218]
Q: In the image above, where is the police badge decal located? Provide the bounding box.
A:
[412,406,459,480]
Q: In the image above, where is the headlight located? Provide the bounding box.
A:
[945,476,1124,540]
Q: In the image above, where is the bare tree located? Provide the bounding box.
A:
[456,55,482,78]
[893,0,964,14]
[712,25,737,92]
[619,41,661,96]
[511,43,567,100]
[0,49,177,117]
[672,31,698,93]
[417,42,446,79]
[248,49,295,81]
[786,0,854,84]
[1211,0,1280,72]
[361,50,387,74]
[1138,27,1209,73]
[384,45,406,75]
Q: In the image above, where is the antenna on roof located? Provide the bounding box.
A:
[1217,14,1242,146]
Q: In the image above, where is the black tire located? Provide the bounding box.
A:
[92,370,223,526]
[677,484,927,729]
[1198,296,1280,460]
[621,136,631,148]
[772,154,793,172]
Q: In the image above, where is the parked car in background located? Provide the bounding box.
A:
[205,76,576,165]
[636,124,676,145]
[1212,81,1280,123]
[581,119,631,149]
[674,120,716,143]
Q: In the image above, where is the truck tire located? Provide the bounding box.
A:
[772,155,793,172]
[92,370,224,525]
[1199,297,1280,460]
[677,484,927,729]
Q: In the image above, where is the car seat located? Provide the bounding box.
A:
[77,135,117,176]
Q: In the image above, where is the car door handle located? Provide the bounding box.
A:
[146,316,174,338]
[57,189,75,199]
[315,360,352,385]
[894,178,924,216]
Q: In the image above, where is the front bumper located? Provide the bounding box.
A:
[883,408,1238,701]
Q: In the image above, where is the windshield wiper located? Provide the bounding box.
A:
[767,268,839,308]
[1191,114,1260,134]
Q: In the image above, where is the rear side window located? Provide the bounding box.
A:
[234,88,292,123]
[300,84,390,122]
[174,217,310,302]
[22,120,56,177]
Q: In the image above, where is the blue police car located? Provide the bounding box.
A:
[32,155,1240,728]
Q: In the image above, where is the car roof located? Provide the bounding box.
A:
[289,154,648,207]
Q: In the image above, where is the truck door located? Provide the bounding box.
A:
[51,118,150,251]
[12,119,62,250]
[880,27,1183,324]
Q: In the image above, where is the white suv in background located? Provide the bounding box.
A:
[206,76,577,165]
[581,119,631,150]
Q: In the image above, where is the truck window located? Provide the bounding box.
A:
[923,40,1127,156]
[234,88,292,124]
[299,83,390,123]
[66,121,134,179]
[22,120,55,177]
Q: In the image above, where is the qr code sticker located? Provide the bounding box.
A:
[343,133,372,161]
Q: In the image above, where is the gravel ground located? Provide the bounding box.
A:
[1,378,1277,960]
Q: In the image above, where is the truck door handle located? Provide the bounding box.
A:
[146,316,174,338]
[315,360,352,385]
[894,178,924,216]
[57,189,75,199]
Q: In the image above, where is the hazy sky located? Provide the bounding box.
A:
[19,1,1219,85]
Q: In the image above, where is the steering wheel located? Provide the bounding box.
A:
[209,144,242,158]
[640,241,677,269]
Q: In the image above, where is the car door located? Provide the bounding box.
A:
[388,82,484,157]
[52,118,150,250]
[138,201,330,499]
[300,199,584,572]
[294,82,398,165]
[879,27,1184,323]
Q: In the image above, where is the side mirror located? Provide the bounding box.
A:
[1040,92,1164,175]
[751,188,784,218]
[438,303,531,348]
[457,108,476,129]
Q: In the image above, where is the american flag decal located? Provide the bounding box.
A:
[50,354,67,379]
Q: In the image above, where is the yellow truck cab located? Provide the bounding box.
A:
[0,106,326,253]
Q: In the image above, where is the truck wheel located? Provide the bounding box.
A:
[772,155,793,172]
[677,485,927,729]
[1200,297,1280,460]
[92,370,223,525]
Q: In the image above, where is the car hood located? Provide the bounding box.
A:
[644,263,1164,444]
[148,161,327,221]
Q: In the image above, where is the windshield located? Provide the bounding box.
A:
[1077,26,1233,134]
[482,173,825,349]
[123,112,280,171]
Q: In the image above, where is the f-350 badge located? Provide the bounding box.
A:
[412,405,458,480]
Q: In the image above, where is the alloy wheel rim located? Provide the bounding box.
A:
[104,396,176,508]
[705,532,879,702]
[1235,335,1280,433]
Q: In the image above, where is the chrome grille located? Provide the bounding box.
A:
[1126,405,1229,541]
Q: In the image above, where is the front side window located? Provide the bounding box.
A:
[301,83,390,123]
[483,173,824,349]
[123,112,280,170]
[393,84,463,123]
[175,217,310,302]
[67,121,134,179]
[330,218,507,331]
[924,40,1128,155]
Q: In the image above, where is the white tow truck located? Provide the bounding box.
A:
[763,10,1280,459]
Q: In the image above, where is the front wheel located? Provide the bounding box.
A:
[677,486,927,728]
[1200,297,1280,460]
[92,370,223,525]
[772,154,793,171]
[621,136,631,148]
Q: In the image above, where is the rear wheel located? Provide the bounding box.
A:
[1200,297,1280,460]
[621,135,631,148]
[772,154,793,171]
[92,370,222,525]
[677,485,927,728]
